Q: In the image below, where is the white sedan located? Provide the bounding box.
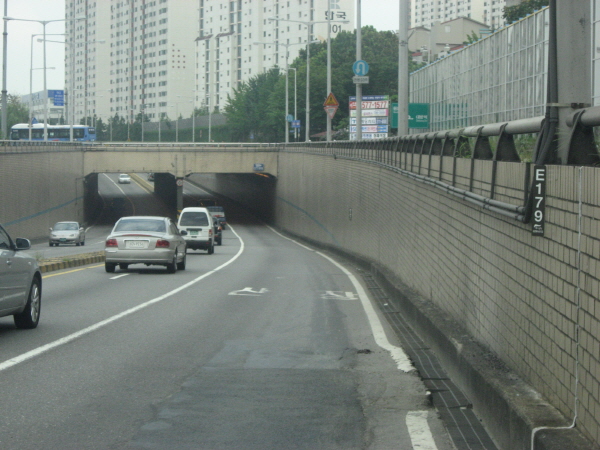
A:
[118,173,131,184]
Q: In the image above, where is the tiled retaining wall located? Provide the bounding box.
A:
[269,152,600,447]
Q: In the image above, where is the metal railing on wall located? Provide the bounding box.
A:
[283,108,600,223]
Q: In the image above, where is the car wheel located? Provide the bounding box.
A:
[76,242,80,246]
[49,242,53,247]
[105,263,116,273]
[166,254,178,273]
[177,252,186,270]
[208,243,214,254]
[119,263,129,270]
[81,240,85,246]
[13,277,41,329]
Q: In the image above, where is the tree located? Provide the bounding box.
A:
[224,68,284,142]
[5,94,29,137]
[503,0,548,24]
[463,31,480,45]
[223,26,424,142]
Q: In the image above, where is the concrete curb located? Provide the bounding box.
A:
[369,263,594,450]
[39,252,105,273]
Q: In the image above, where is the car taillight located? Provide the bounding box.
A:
[209,229,213,236]
[106,238,118,247]
[156,239,170,248]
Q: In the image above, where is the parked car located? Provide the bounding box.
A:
[207,205,227,229]
[177,207,214,254]
[49,221,85,246]
[104,216,187,273]
[118,173,131,184]
[0,224,42,329]
[213,217,222,245]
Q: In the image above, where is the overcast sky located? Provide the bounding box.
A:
[1,0,401,96]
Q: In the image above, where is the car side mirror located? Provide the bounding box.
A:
[14,237,31,251]
[49,227,53,231]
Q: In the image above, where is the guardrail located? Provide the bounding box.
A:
[283,112,599,223]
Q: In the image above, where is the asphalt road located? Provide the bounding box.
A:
[1,173,457,449]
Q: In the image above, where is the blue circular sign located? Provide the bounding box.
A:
[353,60,369,76]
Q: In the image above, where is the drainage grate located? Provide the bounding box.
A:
[362,273,499,450]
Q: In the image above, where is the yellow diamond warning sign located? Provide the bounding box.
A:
[323,92,339,107]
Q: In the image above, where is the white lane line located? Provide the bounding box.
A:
[406,411,439,450]
[110,274,130,279]
[0,225,244,373]
[267,226,414,373]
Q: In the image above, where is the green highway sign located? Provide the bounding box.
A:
[392,103,430,129]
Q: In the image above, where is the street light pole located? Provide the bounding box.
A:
[268,16,348,142]
[1,0,8,139]
[326,2,332,142]
[356,0,363,141]
[289,67,297,141]
[4,15,85,140]
[398,0,410,136]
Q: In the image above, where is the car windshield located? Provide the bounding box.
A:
[114,219,166,233]
[54,223,78,231]
[179,212,209,226]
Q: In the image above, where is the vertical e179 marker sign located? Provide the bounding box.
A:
[532,165,546,236]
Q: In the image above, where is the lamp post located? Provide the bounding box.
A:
[139,105,145,143]
[55,22,102,139]
[288,67,297,141]
[268,16,348,142]
[3,16,84,141]
[127,108,133,141]
[195,31,233,144]
[2,1,7,138]
[30,33,62,140]
[398,0,410,136]
[253,40,312,143]
[175,96,181,142]
[356,0,363,141]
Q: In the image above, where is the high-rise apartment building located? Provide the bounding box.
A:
[196,0,354,113]
[411,0,508,31]
[65,0,354,127]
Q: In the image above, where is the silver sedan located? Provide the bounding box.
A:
[49,221,86,246]
[104,216,187,273]
[0,224,42,329]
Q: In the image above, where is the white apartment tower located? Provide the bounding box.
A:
[65,0,354,126]
[411,0,508,31]
[196,0,354,113]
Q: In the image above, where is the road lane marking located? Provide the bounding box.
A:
[0,225,244,373]
[406,411,439,450]
[267,225,414,373]
[111,274,130,279]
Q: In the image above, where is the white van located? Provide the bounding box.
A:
[177,207,214,254]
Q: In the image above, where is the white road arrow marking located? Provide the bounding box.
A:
[229,287,269,296]
[321,291,358,300]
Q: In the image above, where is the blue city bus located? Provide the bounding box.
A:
[10,123,96,141]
